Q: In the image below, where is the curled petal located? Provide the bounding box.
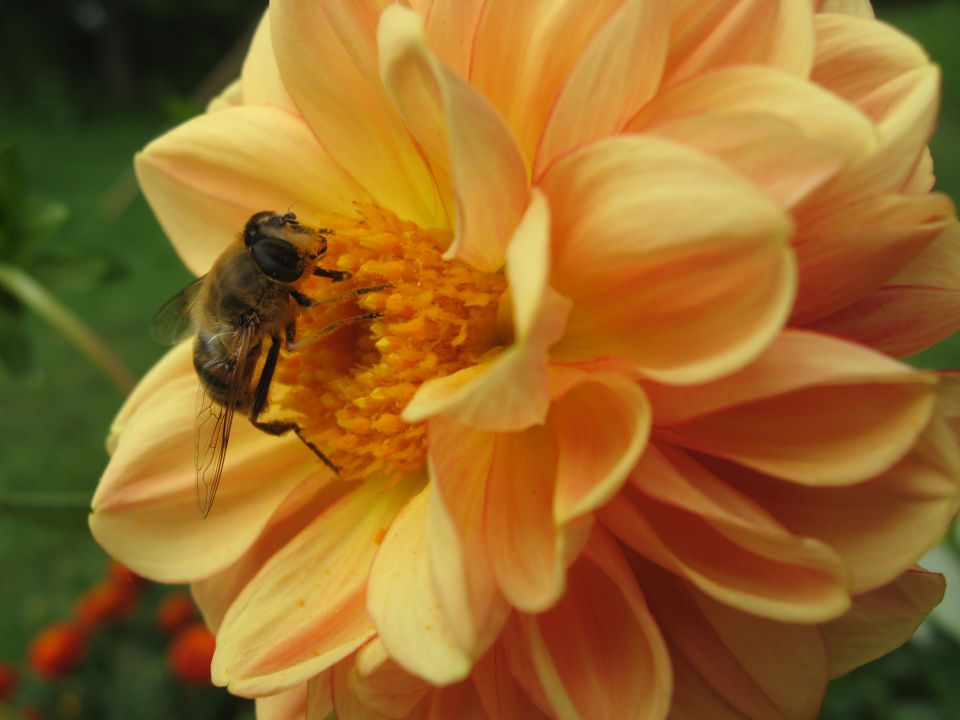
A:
[502,530,672,720]
[91,346,315,583]
[403,192,570,430]
[541,134,795,385]
[821,567,946,678]
[270,0,442,228]
[378,5,528,272]
[135,106,370,275]
[212,475,422,696]
[367,487,474,686]
[650,331,937,485]
[601,444,850,623]
[635,557,828,720]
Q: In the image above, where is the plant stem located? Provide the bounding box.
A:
[0,263,135,392]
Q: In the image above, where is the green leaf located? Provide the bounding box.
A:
[30,248,128,292]
[0,143,28,259]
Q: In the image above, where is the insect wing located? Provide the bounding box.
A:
[194,324,256,517]
[153,277,205,345]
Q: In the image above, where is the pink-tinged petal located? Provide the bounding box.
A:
[378,5,528,272]
[472,645,551,720]
[367,487,474,685]
[241,12,298,114]
[91,350,316,583]
[635,557,828,720]
[350,639,429,717]
[650,112,850,210]
[426,421,509,658]
[469,0,626,166]
[812,222,960,358]
[502,530,672,720]
[212,474,422,696]
[551,374,651,524]
[135,106,370,275]
[403,192,570,430]
[790,191,952,324]
[256,681,316,720]
[270,0,443,228]
[629,65,877,158]
[717,417,960,593]
[664,0,815,86]
[541,134,795,385]
[600,444,850,623]
[816,0,874,17]
[649,331,937,486]
[821,567,945,678]
[533,0,670,178]
[419,0,486,79]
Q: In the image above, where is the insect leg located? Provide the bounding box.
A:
[291,312,383,351]
[314,266,352,282]
[248,334,339,474]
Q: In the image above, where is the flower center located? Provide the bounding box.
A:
[273,205,506,482]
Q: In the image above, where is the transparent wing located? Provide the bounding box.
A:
[195,324,256,517]
[152,277,205,345]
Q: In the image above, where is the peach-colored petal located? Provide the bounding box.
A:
[419,0,486,79]
[403,192,569,430]
[472,645,550,720]
[90,348,317,583]
[812,221,960,358]
[717,416,960,593]
[635,557,828,720]
[790,191,952,324]
[817,0,874,17]
[601,444,850,623]
[502,531,672,720]
[351,639,429,717]
[207,79,243,112]
[378,5,528,272]
[650,332,937,486]
[629,64,877,158]
[135,105,370,275]
[367,487,474,686]
[332,658,404,720]
[241,12,298,114]
[425,421,509,659]
[212,474,422,696]
[821,567,946,678]
[270,0,443,228]
[533,0,670,177]
[307,673,334,720]
[425,681,489,720]
[469,0,626,166]
[541,134,795,385]
[256,681,317,720]
[650,112,851,210]
[664,0,815,86]
[550,374,651,524]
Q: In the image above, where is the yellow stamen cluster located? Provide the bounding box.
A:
[275,205,506,482]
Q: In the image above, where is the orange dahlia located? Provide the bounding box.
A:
[91,1,960,718]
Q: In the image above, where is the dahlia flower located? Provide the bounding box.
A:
[92,1,960,718]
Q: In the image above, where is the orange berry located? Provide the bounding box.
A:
[74,580,137,628]
[168,624,215,685]
[155,592,196,635]
[27,623,86,678]
[0,661,17,701]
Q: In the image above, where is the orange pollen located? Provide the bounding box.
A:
[274,205,506,483]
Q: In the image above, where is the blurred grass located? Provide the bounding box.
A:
[0,0,957,717]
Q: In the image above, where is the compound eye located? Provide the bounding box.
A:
[250,237,305,282]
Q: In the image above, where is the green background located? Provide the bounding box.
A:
[1,1,959,718]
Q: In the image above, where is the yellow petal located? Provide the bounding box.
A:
[241,12,297,113]
[367,487,474,686]
[402,192,570,430]
[664,0,815,86]
[135,106,369,275]
[91,346,315,583]
[533,0,670,177]
[307,674,334,720]
[541,134,795,385]
[502,530,672,720]
[378,5,528,272]
[635,557,827,720]
[270,0,442,228]
[821,567,945,678]
[351,639,429,717]
[255,682,314,720]
[817,0,874,17]
[419,0,486,79]
[601,444,850,623]
[212,475,422,696]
